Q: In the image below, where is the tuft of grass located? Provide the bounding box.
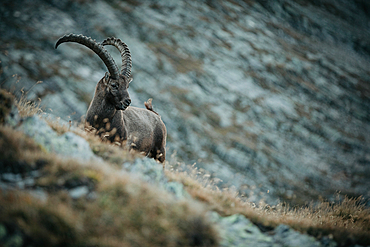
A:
[15,94,43,118]
[13,81,43,118]
[0,76,43,119]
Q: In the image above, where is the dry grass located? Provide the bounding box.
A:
[165,165,370,246]
[78,126,142,165]
[15,96,43,117]
[13,81,43,118]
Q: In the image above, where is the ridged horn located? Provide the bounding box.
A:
[101,37,132,80]
[55,33,119,80]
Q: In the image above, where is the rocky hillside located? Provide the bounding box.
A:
[1,0,370,207]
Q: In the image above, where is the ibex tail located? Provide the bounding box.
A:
[144,98,158,115]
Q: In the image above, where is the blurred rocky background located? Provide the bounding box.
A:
[1,0,369,206]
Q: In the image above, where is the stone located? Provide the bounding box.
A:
[123,158,166,184]
[123,157,190,199]
[210,212,273,247]
[273,224,321,247]
[17,115,96,161]
[210,212,338,247]
[69,186,89,199]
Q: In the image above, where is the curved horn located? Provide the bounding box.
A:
[101,37,132,79]
[55,33,119,80]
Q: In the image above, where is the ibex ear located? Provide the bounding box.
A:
[103,72,110,85]
[127,77,133,84]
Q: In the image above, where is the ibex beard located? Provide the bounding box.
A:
[56,34,166,163]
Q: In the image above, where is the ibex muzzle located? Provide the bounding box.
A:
[55,34,167,163]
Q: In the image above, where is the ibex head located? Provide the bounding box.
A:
[101,73,131,111]
[55,34,133,111]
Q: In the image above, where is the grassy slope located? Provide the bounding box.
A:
[0,88,369,246]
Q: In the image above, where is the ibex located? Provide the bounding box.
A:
[55,34,166,163]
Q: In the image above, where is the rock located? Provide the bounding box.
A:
[28,189,48,203]
[123,158,167,184]
[16,115,96,161]
[69,186,89,199]
[4,104,21,128]
[1,173,22,183]
[164,181,191,200]
[273,224,322,247]
[210,212,273,247]
[210,212,338,247]
[123,158,190,199]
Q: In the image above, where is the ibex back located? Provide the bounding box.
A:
[55,34,166,163]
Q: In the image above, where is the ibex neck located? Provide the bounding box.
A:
[85,92,116,128]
